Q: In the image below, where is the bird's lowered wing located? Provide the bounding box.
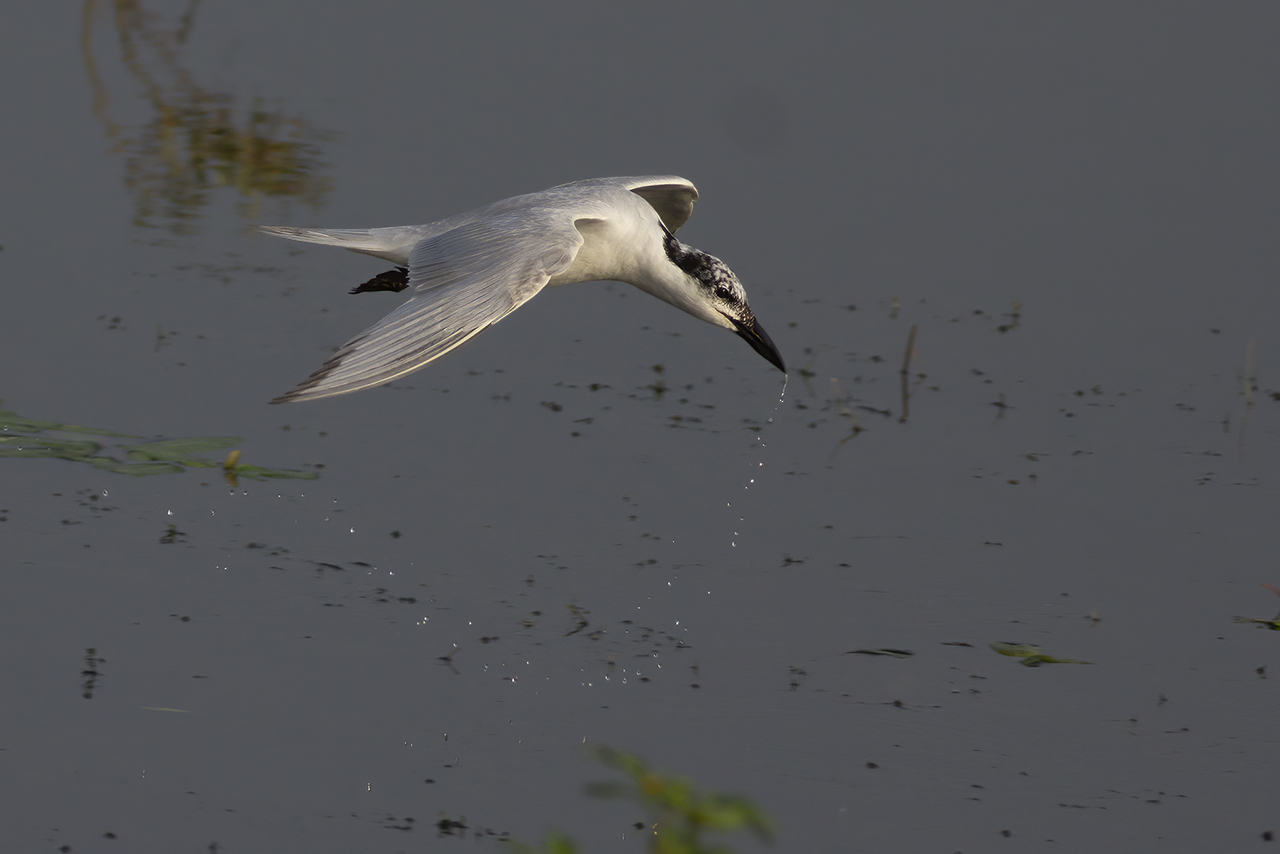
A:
[271,217,582,403]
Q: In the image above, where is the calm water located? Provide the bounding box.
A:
[2,4,1278,852]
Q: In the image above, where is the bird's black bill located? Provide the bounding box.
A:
[730,315,786,373]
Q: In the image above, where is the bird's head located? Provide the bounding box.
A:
[658,227,786,373]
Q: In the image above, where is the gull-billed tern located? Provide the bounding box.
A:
[260,175,785,404]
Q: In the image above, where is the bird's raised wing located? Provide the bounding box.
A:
[271,216,582,403]
[622,177,698,233]
[546,176,698,232]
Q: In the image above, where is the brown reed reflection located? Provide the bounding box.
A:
[81,0,333,233]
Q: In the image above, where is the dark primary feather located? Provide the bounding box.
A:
[350,267,410,294]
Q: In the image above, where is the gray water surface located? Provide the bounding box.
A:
[2,4,1277,852]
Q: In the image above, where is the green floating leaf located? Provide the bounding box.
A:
[990,642,1040,658]
[0,448,95,461]
[0,437,104,457]
[1231,584,1280,630]
[1,402,317,481]
[1231,616,1280,631]
[0,407,135,437]
[128,454,221,469]
[90,459,185,476]
[989,641,1093,667]
[128,436,243,460]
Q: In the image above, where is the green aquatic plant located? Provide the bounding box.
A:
[0,403,316,482]
[989,642,1093,667]
[1231,583,1280,630]
[520,745,772,854]
[1230,615,1280,631]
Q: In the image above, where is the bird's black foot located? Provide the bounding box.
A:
[349,267,410,294]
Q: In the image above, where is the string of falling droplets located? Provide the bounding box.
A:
[729,375,788,547]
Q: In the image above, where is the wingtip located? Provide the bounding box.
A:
[268,378,332,405]
[268,384,311,404]
[267,346,368,404]
[269,384,336,405]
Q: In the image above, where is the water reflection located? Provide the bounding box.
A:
[81,0,333,233]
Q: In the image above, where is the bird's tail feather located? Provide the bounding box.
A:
[258,225,384,251]
[256,225,429,263]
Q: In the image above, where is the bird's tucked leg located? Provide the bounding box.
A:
[350,267,410,294]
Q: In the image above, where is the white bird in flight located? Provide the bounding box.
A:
[259,176,785,404]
